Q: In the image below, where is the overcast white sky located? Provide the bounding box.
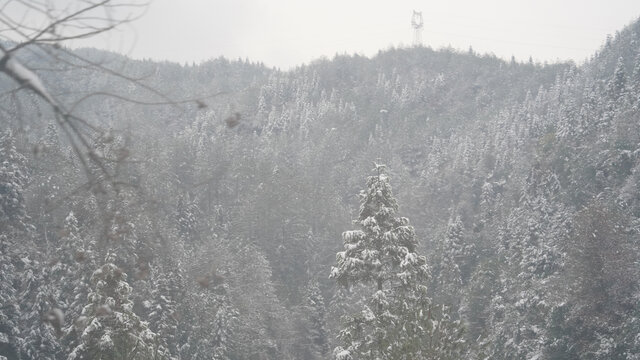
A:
[77,0,640,69]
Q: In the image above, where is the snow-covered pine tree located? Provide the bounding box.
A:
[148,265,182,358]
[607,57,628,103]
[302,281,329,359]
[52,212,95,354]
[0,130,31,359]
[631,51,640,109]
[19,215,64,360]
[56,212,93,314]
[210,300,238,360]
[602,57,629,133]
[330,163,465,360]
[20,265,62,360]
[434,215,473,306]
[176,193,200,244]
[0,232,23,360]
[68,262,166,360]
[29,121,62,246]
[561,202,639,359]
[179,284,237,360]
[0,130,31,235]
[484,168,568,359]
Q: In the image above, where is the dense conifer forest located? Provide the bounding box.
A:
[1,11,640,360]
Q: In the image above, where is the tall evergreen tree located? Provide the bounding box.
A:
[560,202,639,359]
[295,281,329,360]
[68,262,166,360]
[434,215,474,306]
[0,130,30,234]
[52,212,97,355]
[176,193,200,245]
[0,232,23,360]
[148,265,182,358]
[0,130,30,359]
[20,265,61,360]
[330,164,465,360]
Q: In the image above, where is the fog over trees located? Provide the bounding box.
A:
[1,2,640,359]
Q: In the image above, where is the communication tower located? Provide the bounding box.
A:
[411,10,424,46]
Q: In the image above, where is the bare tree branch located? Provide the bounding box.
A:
[0,0,224,188]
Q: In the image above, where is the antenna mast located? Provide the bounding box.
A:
[411,10,424,46]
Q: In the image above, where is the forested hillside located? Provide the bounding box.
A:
[2,16,640,360]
